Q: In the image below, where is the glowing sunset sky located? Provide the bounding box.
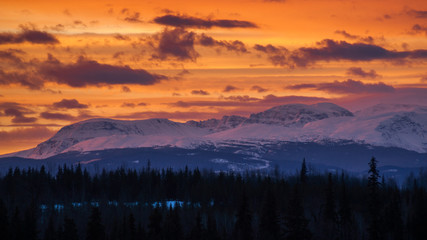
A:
[0,0,426,154]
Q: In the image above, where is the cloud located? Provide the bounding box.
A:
[334,30,375,44]
[254,39,427,68]
[0,102,37,123]
[346,67,380,79]
[0,69,44,89]
[287,79,395,94]
[4,108,37,123]
[113,111,217,120]
[223,85,239,92]
[0,126,56,143]
[40,111,75,121]
[122,86,131,92]
[411,24,427,35]
[151,28,199,61]
[0,49,24,65]
[251,85,268,93]
[0,27,59,45]
[191,90,210,95]
[114,34,131,41]
[406,9,427,18]
[170,94,327,108]
[222,95,259,102]
[39,55,167,87]
[253,44,289,66]
[124,12,143,23]
[197,34,248,53]
[52,99,88,109]
[153,14,258,29]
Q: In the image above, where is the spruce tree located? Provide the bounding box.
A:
[44,215,56,240]
[233,190,253,240]
[367,157,382,240]
[259,188,280,240]
[300,158,307,184]
[63,217,79,240]
[283,185,311,240]
[163,206,183,240]
[188,212,204,240]
[0,199,10,240]
[86,207,105,240]
[147,207,162,240]
[321,173,337,239]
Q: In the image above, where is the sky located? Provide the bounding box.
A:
[0,0,426,154]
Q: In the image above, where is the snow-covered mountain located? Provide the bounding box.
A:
[3,102,427,160]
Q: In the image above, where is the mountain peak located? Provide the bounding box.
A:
[246,102,353,127]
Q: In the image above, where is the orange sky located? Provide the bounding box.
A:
[0,0,426,154]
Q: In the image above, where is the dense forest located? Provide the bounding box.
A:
[0,157,426,240]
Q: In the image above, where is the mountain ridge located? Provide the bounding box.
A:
[2,102,427,159]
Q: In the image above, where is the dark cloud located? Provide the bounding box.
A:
[253,44,288,66]
[39,55,167,87]
[412,24,427,35]
[121,102,147,108]
[124,12,143,23]
[254,39,427,68]
[334,30,375,44]
[421,76,427,82]
[40,111,75,121]
[121,102,136,108]
[198,34,248,53]
[0,127,56,146]
[3,108,37,123]
[407,9,427,18]
[113,111,217,120]
[114,34,131,41]
[223,85,239,92]
[153,14,257,29]
[113,51,125,59]
[222,95,259,102]
[0,27,59,45]
[151,28,199,61]
[52,99,88,109]
[170,94,327,108]
[0,102,37,123]
[0,69,43,90]
[0,49,24,65]
[122,86,131,92]
[251,85,268,93]
[346,67,380,79]
[191,90,210,95]
[49,24,66,32]
[287,79,394,94]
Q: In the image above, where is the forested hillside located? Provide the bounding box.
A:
[0,158,426,240]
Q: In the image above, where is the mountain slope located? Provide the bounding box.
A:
[3,102,427,160]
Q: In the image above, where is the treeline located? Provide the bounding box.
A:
[0,158,426,240]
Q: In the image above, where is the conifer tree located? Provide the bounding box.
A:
[233,190,253,240]
[63,217,79,240]
[189,212,204,240]
[259,188,280,240]
[300,158,307,184]
[283,185,311,240]
[0,199,10,240]
[147,207,162,240]
[163,206,183,240]
[367,157,382,240]
[86,207,105,240]
[44,215,56,240]
[321,173,337,239]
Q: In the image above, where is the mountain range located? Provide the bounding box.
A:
[1,102,427,180]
